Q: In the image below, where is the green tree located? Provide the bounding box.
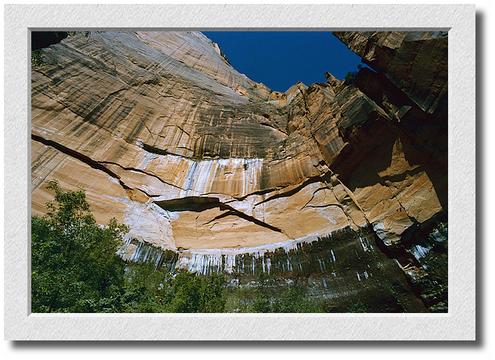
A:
[166,271,226,313]
[198,273,226,312]
[346,301,368,313]
[251,274,273,312]
[273,284,318,313]
[31,181,128,312]
[121,262,175,312]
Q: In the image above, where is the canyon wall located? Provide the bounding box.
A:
[31,31,448,311]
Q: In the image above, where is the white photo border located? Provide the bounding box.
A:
[4,4,475,341]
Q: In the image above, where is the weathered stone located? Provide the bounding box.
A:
[334,31,448,116]
[31,31,447,310]
[32,31,360,253]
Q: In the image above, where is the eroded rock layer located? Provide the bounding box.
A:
[31,31,448,311]
[334,31,448,116]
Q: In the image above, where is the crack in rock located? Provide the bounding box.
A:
[154,196,285,235]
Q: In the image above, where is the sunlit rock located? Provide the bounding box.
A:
[31,31,448,311]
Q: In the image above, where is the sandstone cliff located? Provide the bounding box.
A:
[31,31,448,311]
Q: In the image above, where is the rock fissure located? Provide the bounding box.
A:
[254,173,332,207]
[32,133,132,191]
[154,196,285,235]
[98,160,186,191]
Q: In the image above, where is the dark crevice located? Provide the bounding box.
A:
[160,124,192,137]
[220,204,283,233]
[255,172,332,207]
[299,186,329,210]
[154,196,284,234]
[378,166,424,184]
[32,133,131,191]
[141,142,194,159]
[99,161,185,191]
[154,196,220,212]
[259,122,288,135]
[229,185,285,201]
[302,203,343,210]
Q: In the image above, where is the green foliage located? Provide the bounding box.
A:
[121,266,226,313]
[346,301,368,313]
[246,279,324,313]
[32,181,128,312]
[250,276,273,312]
[168,272,226,312]
[31,50,44,67]
[418,252,448,312]
[119,262,172,312]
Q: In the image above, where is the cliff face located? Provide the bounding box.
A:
[334,31,448,116]
[31,31,448,311]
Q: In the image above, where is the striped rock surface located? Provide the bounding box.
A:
[31,32,446,284]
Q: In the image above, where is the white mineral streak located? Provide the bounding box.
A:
[372,222,394,245]
[359,236,374,252]
[429,225,447,243]
[317,257,326,272]
[137,150,159,169]
[410,244,432,260]
[356,270,370,282]
[330,249,337,262]
[118,237,165,267]
[144,153,264,199]
[179,157,263,197]
[119,197,176,250]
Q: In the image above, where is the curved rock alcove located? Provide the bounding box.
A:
[32,31,448,312]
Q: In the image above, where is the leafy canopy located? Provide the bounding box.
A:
[32,181,128,312]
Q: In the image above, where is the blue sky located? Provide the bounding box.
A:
[203,31,364,92]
